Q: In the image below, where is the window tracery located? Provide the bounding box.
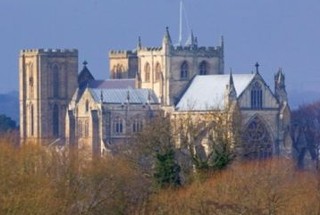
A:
[243,116,272,159]
[132,118,143,133]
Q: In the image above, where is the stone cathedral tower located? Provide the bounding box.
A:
[19,49,78,143]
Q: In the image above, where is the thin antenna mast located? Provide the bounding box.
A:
[178,0,183,45]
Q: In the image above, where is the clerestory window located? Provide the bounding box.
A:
[180,61,188,79]
[199,61,208,75]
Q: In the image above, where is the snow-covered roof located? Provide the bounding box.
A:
[176,74,255,111]
[89,88,159,104]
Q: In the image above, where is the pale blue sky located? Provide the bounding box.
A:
[1,0,320,107]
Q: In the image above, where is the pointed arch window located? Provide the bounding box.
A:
[180,61,188,79]
[199,61,208,75]
[251,82,263,109]
[132,118,143,133]
[85,100,89,113]
[53,65,59,98]
[53,104,59,137]
[243,116,272,159]
[155,63,161,82]
[30,104,34,136]
[113,117,124,135]
[113,64,123,79]
[144,63,150,82]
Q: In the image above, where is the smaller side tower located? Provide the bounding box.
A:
[274,68,288,104]
[109,50,138,79]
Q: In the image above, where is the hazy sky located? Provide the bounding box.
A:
[1,0,320,107]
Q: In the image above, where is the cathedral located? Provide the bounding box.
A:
[19,27,291,158]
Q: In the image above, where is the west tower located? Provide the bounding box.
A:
[19,49,78,143]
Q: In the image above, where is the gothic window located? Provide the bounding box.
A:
[30,104,34,136]
[144,63,150,82]
[251,82,263,109]
[155,63,161,82]
[199,61,208,75]
[53,65,59,98]
[53,104,59,137]
[243,116,272,159]
[85,100,89,113]
[113,64,123,79]
[28,63,34,99]
[113,117,124,135]
[180,61,188,79]
[132,118,143,133]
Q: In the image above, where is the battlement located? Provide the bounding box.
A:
[141,47,162,51]
[20,48,78,56]
[173,45,221,52]
[109,50,137,57]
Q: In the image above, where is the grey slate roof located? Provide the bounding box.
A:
[90,88,159,104]
[88,79,136,89]
[176,74,256,111]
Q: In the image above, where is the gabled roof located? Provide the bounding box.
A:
[89,88,159,104]
[176,74,255,111]
[78,62,95,87]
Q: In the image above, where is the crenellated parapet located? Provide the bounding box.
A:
[20,48,78,56]
[171,45,223,57]
[109,50,137,58]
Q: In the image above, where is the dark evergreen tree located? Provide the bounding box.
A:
[154,149,181,188]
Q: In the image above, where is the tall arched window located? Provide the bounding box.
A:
[28,63,34,99]
[53,104,59,137]
[155,63,161,82]
[113,117,123,135]
[53,65,59,98]
[199,61,208,75]
[30,104,34,136]
[132,118,143,133]
[251,82,263,109]
[243,116,272,159]
[180,61,188,79]
[144,63,150,82]
[113,64,123,79]
[85,100,89,112]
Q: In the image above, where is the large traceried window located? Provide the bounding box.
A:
[132,118,143,133]
[199,61,208,75]
[155,63,161,82]
[113,117,124,135]
[243,116,272,159]
[251,82,263,109]
[53,65,59,98]
[144,63,150,82]
[180,61,188,79]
